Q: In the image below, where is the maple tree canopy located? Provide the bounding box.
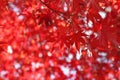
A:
[0,0,120,80]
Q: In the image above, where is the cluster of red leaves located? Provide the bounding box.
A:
[0,0,120,80]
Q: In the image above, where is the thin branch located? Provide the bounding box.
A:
[39,0,66,15]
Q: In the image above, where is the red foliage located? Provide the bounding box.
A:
[0,0,120,80]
